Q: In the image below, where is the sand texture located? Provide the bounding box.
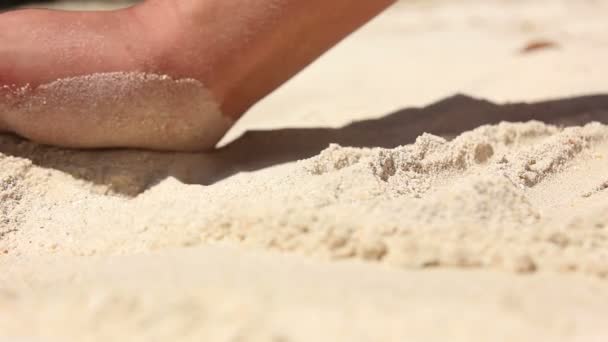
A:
[2,0,608,341]
[1,72,231,150]
[3,120,607,274]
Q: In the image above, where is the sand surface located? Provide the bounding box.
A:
[2,0,608,341]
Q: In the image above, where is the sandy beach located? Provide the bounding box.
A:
[2,0,608,340]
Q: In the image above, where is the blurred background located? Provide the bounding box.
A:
[1,0,606,119]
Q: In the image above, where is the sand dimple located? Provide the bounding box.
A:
[1,120,607,276]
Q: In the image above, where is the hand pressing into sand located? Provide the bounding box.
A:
[0,0,395,151]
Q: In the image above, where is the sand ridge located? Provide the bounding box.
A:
[1,120,607,276]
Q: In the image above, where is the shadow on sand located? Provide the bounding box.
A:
[1,93,607,196]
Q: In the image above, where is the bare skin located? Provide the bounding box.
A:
[0,0,395,150]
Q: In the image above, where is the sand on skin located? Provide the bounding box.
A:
[2,0,608,341]
[0,72,231,150]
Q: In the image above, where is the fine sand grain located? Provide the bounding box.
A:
[1,72,231,150]
[2,0,608,341]
[1,120,607,274]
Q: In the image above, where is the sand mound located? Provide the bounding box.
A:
[2,120,607,276]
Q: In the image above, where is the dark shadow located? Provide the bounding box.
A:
[1,93,607,196]
[217,93,608,172]
[0,0,54,10]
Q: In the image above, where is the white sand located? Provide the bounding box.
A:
[2,0,608,341]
